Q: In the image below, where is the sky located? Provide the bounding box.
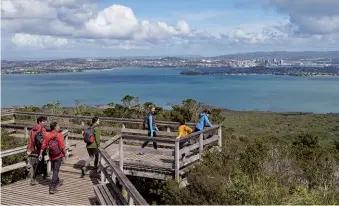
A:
[1,0,339,60]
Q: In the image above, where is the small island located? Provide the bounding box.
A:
[180,66,339,77]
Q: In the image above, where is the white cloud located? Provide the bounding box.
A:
[1,0,339,59]
[261,0,339,35]
[12,34,70,49]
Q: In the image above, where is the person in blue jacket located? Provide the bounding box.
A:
[139,105,159,154]
[194,109,213,132]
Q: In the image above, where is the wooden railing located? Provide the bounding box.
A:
[98,146,148,205]
[0,130,72,174]
[1,111,223,182]
[9,111,196,128]
[120,125,222,182]
[1,111,189,141]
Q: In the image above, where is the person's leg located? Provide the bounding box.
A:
[152,132,157,149]
[82,148,94,176]
[30,157,38,185]
[42,152,48,178]
[141,141,150,148]
[50,158,62,194]
[93,148,99,169]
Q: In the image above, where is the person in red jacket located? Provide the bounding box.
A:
[27,116,48,185]
[39,122,66,194]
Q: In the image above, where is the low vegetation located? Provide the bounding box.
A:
[1,95,338,204]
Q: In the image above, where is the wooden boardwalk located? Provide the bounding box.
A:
[67,139,174,174]
[1,111,223,205]
[1,171,99,205]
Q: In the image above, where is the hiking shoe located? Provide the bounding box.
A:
[56,179,64,188]
[49,187,56,194]
[138,152,143,155]
[30,179,37,186]
[81,167,86,177]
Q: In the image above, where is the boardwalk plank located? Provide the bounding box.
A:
[1,171,98,205]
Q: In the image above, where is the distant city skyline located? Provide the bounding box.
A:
[1,0,339,60]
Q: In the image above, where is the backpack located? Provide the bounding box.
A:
[34,128,45,151]
[48,133,62,156]
[83,127,95,144]
[143,114,149,130]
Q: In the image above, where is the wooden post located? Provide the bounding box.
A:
[81,121,85,135]
[174,141,180,183]
[24,127,29,140]
[199,133,204,159]
[119,137,124,171]
[47,159,51,175]
[128,193,134,205]
[100,157,105,184]
[65,133,69,159]
[112,172,117,184]
[218,126,222,147]
[167,127,171,132]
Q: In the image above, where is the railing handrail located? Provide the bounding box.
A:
[122,134,177,143]
[11,111,197,126]
[177,125,221,142]
[98,147,148,205]
[0,130,71,174]
[0,130,70,158]
[0,146,27,158]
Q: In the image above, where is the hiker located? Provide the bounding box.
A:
[27,115,48,185]
[39,122,65,194]
[177,120,193,159]
[194,109,213,132]
[81,117,101,177]
[140,105,159,154]
[177,119,193,139]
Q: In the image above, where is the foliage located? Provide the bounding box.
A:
[162,133,339,205]
[1,130,27,185]
[5,96,339,204]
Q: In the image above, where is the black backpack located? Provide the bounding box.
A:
[34,129,45,151]
[83,127,94,144]
[143,114,149,130]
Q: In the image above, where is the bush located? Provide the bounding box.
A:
[1,130,27,185]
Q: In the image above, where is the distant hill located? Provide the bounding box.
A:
[212,50,339,60]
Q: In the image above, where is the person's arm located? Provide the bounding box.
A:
[42,127,48,138]
[205,116,213,127]
[94,127,101,147]
[186,126,193,134]
[177,126,184,139]
[148,115,154,136]
[27,130,33,154]
[59,133,66,154]
[39,136,48,160]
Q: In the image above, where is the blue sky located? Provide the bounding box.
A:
[1,0,339,60]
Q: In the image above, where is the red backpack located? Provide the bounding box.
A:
[48,133,62,156]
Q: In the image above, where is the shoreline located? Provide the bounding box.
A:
[2,104,338,115]
[2,66,339,77]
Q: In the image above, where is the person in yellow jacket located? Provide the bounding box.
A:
[177,120,193,159]
[177,120,193,139]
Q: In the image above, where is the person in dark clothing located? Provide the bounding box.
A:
[194,109,213,132]
[139,105,159,154]
[27,116,48,185]
[81,117,101,177]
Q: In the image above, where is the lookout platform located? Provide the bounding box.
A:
[0,110,222,205]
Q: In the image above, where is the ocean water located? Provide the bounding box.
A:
[1,67,339,113]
